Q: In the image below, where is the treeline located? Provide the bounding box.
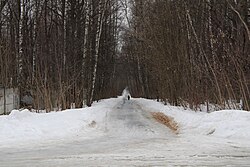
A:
[0,0,120,110]
[1,0,250,111]
[122,0,250,110]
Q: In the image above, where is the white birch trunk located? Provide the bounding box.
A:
[207,0,216,67]
[89,0,108,104]
[82,0,90,107]
[83,0,89,72]
[17,0,23,86]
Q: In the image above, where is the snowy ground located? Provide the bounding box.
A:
[0,97,250,166]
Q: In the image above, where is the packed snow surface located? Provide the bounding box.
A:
[0,97,250,166]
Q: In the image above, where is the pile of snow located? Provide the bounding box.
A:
[0,97,249,147]
[135,98,250,141]
[0,98,119,146]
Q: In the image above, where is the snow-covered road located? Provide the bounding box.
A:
[1,99,250,166]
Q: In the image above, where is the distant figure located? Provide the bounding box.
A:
[122,87,131,103]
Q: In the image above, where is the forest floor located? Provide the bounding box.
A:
[0,97,250,166]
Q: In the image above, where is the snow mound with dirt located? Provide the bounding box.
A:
[135,98,250,141]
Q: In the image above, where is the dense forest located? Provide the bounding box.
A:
[0,0,249,111]
[0,0,120,110]
[123,0,250,111]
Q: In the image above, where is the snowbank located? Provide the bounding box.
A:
[0,97,249,147]
[0,98,118,146]
[135,98,250,141]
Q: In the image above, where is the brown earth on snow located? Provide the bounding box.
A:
[151,112,179,134]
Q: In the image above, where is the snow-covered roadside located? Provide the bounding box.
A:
[135,98,250,142]
[0,97,250,148]
[0,98,119,146]
[1,97,250,167]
